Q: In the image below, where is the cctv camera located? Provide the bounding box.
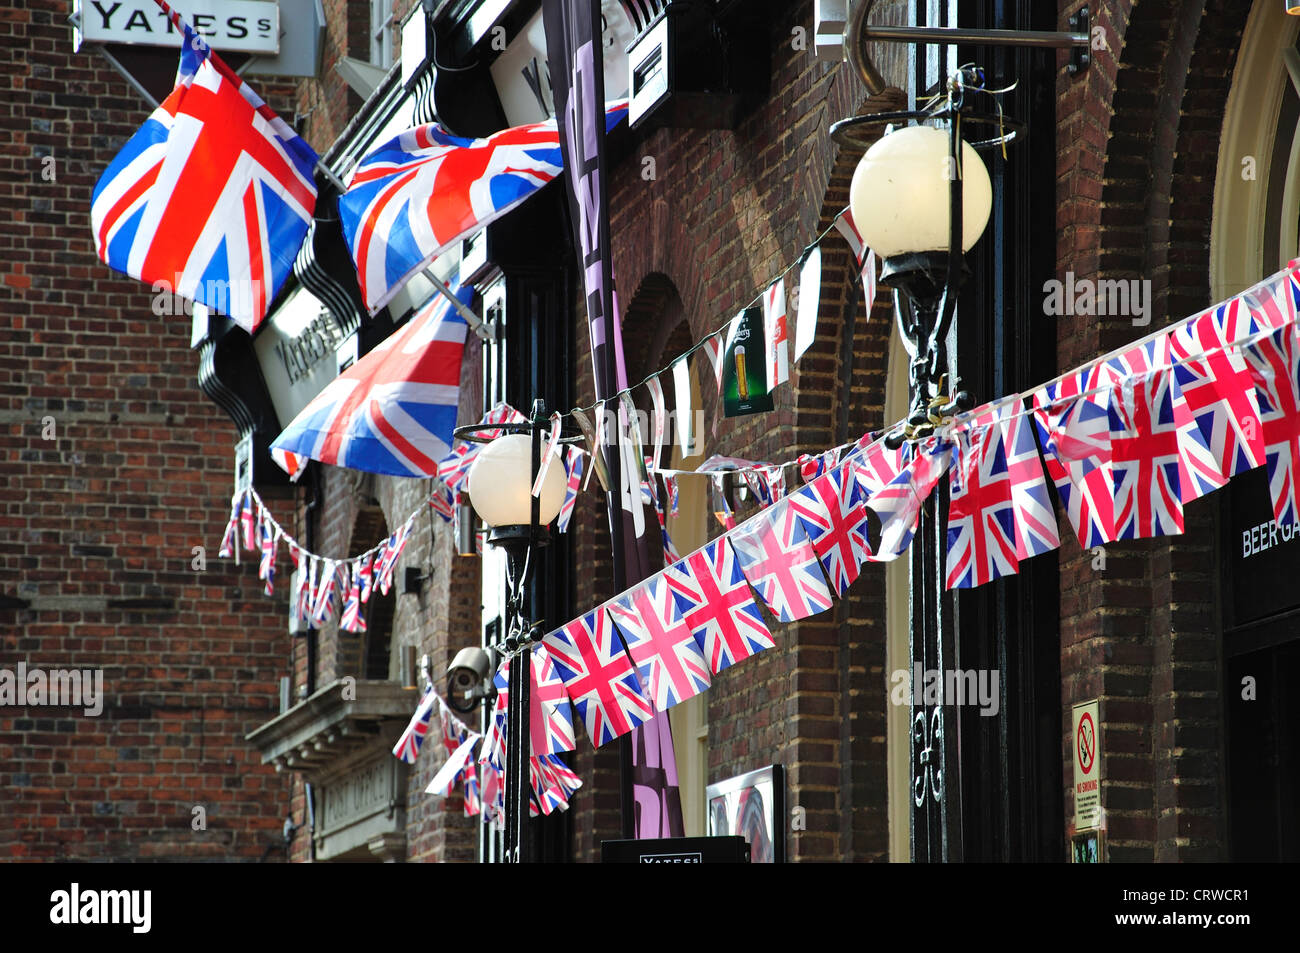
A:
[446,646,491,713]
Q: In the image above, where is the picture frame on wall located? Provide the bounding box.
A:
[706,764,786,863]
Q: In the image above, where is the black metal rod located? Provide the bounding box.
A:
[861,24,1087,48]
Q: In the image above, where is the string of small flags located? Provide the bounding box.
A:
[524,261,1300,752]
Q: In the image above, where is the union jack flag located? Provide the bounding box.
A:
[799,446,843,483]
[1031,365,1117,548]
[640,476,680,564]
[270,445,307,482]
[219,492,241,559]
[542,608,653,746]
[392,683,438,764]
[258,513,277,596]
[787,461,872,594]
[864,436,954,560]
[530,644,577,756]
[357,551,375,604]
[1108,369,1203,539]
[850,438,907,497]
[728,502,834,622]
[89,13,317,333]
[946,400,1059,589]
[339,102,628,313]
[271,284,473,477]
[701,330,727,394]
[1240,263,1300,332]
[1169,309,1265,483]
[340,562,366,633]
[557,446,584,533]
[1242,325,1300,527]
[240,490,257,552]
[428,485,454,521]
[665,473,680,517]
[608,575,712,712]
[311,559,340,624]
[662,538,773,674]
[376,521,412,596]
[480,659,510,770]
[436,404,527,492]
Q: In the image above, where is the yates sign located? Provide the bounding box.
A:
[74,1,280,55]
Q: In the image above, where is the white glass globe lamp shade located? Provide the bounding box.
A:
[466,434,566,528]
[848,124,993,259]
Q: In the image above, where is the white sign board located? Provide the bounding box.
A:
[76,0,280,55]
[1072,699,1101,832]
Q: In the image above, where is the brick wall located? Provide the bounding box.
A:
[0,2,293,860]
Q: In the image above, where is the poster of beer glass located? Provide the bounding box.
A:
[706,764,786,862]
[721,307,774,417]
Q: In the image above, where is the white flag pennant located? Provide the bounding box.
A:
[671,356,695,455]
[793,245,822,363]
[646,373,667,469]
[530,411,564,498]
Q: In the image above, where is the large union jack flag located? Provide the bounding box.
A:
[392,683,438,764]
[728,502,833,622]
[340,102,628,313]
[1242,324,1300,527]
[608,575,712,712]
[1240,262,1300,332]
[543,608,653,746]
[272,283,472,477]
[662,538,773,674]
[90,14,317,333]
[787,461,872,594]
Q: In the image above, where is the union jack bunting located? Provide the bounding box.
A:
[428,707,480,812]
[664,473,680,517]
[376,521,412,596]
[712,474,737,530]
[662,538,773,674]
[271,283,473,477]
[1097,333,1173,385]
[270,445,307,482]
[1032,377,1116,548]
[763,466,788,505]
[608,575,712,712]
[340,562,366,633]
[90,13,317,332]
[542,608,653,746]
[640,476,680,564]
[428,485,454,521]
[1169,309,1265,482]
[556,446,584,533]
[850,438,907,497]
[218,492,241,559]
[763,278,790,388]
[258,513,277,596]
[436,404,527,492]
[1242,324,1300,527]
[787,461,872,595]
[479,659,510,770]
[728,502,834,622]
[339,102,628,313]
[1107,370,1197,539]
[240,489,257,552]
[1240,262,1300,332]
[799,446,843,483]
[392,683,438,764]
[701,330,727,393]
[530,644,577,756]
[357,551,375,604]
[311,559,340,624]
[833,208,877,313]
[945,399,1060,589]
[864,436,954,560]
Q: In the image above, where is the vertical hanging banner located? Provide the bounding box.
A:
[671,356,695,454]
[544,0,681,842]
[763,278,790,388]
[722,308,775,418]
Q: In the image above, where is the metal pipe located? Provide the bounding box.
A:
[862,25,1087,49]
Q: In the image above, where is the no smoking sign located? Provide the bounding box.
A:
[1072,700,1102,831]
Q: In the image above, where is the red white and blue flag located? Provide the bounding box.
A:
[392,683,438,764]
[556,446,584,534]
[272,283,473,477]
[543,608,654,746]
[1031,365,1117,548]
[530,644,577,756]
[339,102,628,313]
[89,8,317,333]
[662,538,773,675]
[1242,325,1300,527]
[864,436,954,561]
[728,502,833,622]
[787,460,872,594]
[608,575,712,712]
[376,520,412,596]
[1169,309,1266,484]
[340,562,366,633]
[833,209,877,314]
[258,512,277,596]
[1107,370,1198,539]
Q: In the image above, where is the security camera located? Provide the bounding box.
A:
[446,646,491,713]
